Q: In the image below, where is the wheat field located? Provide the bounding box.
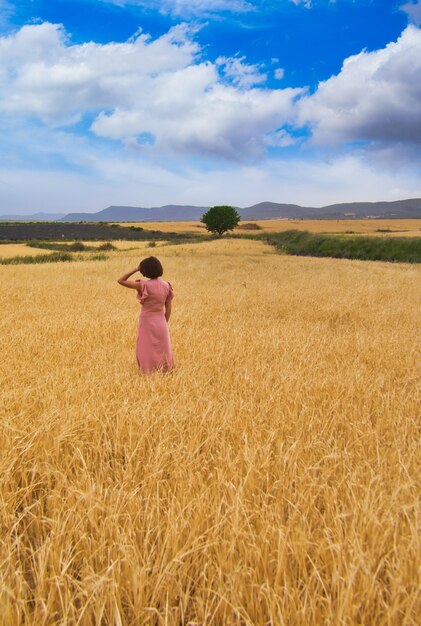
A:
[0,244,57,258]
[114,219,421,237]
[0,241,165,259]
[1,238,420,625]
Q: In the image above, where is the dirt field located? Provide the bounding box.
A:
[1,238,420,625]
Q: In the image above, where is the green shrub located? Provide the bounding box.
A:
[68,241,86,252]
[90,253,108,261]
[97,242,116,251]
[26,241,56,250]
[27,241,86,251]
[0,252,74,265]
[238,222,262,230]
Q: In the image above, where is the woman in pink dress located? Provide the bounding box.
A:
[117,256,174,374]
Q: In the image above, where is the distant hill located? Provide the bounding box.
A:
[59,199,421,221]
[1,199,421,222]
[241,199,421,220]
[0,212,66,222]
[60,205,209,222]
[317,198,421,219]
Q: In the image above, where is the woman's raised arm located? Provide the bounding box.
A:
[117,268,143,289]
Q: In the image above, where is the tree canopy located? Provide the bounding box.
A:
[200,205,241,236]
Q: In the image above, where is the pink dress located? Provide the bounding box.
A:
[135,278,174,374]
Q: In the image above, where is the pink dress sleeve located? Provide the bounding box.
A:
[166,281,174,302]
[135,279,149,303]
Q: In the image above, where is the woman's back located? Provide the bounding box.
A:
[136,278,174,313]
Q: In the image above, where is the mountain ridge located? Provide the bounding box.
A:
[59,198,421,221]
[1,199,421,222]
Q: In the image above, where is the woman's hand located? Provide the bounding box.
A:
[117,267,142,289]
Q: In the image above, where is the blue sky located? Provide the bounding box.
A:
[1,0,421,213]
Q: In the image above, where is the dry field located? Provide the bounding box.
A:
[0,241,165,259]
[0,244,56,258]
[78,241,167,250]
[1,239,420,625]
[114,219,421,237]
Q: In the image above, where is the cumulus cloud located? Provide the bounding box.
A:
[298,26,421,149]
[401,1,421,25]
[0,23,199,123]
[0,22,303,160]
[91,81,301,160]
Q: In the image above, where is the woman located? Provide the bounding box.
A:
[117,256,174,374]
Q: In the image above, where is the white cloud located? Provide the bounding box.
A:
[91,81,301,160]
[0,22,303,160]
[1,95,420,213]
[2,19,421,214]
[0,23,199,123]
[298,26,421,149]
[401,1,421,25]
[100,0,254,17]
[96,0,340,16]
[2,148,421,214]
[216,55,266,88]
[274,68,285,80]
[289,0,312,8]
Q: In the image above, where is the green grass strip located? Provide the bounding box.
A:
[262,230,421,263]
[0,252,74,265]
[27,241,116,252]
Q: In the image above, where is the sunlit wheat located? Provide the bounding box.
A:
[0,239,420,625]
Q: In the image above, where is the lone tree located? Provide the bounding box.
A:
[200,205,241,236]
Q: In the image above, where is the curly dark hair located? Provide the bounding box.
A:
[139,256,163,279]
